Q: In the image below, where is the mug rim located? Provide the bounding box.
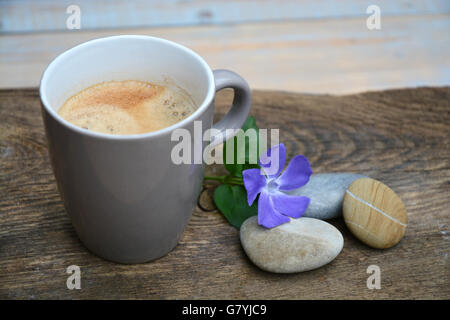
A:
[39,35,215,140]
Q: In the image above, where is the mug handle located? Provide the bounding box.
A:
[209,69,252,147]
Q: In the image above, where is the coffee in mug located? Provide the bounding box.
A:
[58,80,197,135]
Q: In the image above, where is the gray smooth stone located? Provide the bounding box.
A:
[240,216,344,273]
[287,173,366,220]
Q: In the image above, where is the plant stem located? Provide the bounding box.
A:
[203,175,244,186]
[203,175,225,183]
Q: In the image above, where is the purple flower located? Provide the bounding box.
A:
[242,143,312,228]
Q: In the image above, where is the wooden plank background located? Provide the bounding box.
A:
[1,0,448,33]
[0,87,449,299]
[0,0,449,93]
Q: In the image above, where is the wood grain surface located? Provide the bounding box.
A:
[2,14,449,93]
[0,87,449,299]
[2,0,448,33]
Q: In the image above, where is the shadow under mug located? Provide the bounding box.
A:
[40,35,251,263]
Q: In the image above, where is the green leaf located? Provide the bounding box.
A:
[213,184,258,229]
[223,116,261,178]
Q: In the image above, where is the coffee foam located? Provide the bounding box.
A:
[58,80,197,135]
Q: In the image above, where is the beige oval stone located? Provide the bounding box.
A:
[343,178,407,249]
[240,216,344,273]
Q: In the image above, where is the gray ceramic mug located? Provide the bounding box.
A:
[40,35,251,263]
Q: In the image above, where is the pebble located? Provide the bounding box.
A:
[287,173,366,219]
[343,178,407,249]
[240,216,344,273]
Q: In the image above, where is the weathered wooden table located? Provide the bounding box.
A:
[0,87,448,299]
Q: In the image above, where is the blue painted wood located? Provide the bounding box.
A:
[1,0,449,33]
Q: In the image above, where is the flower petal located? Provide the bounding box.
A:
[276,155,313,191]
[271,191,310,218]
[258,143,286,178]
[257,190,290,228]
[242,168,267,206]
